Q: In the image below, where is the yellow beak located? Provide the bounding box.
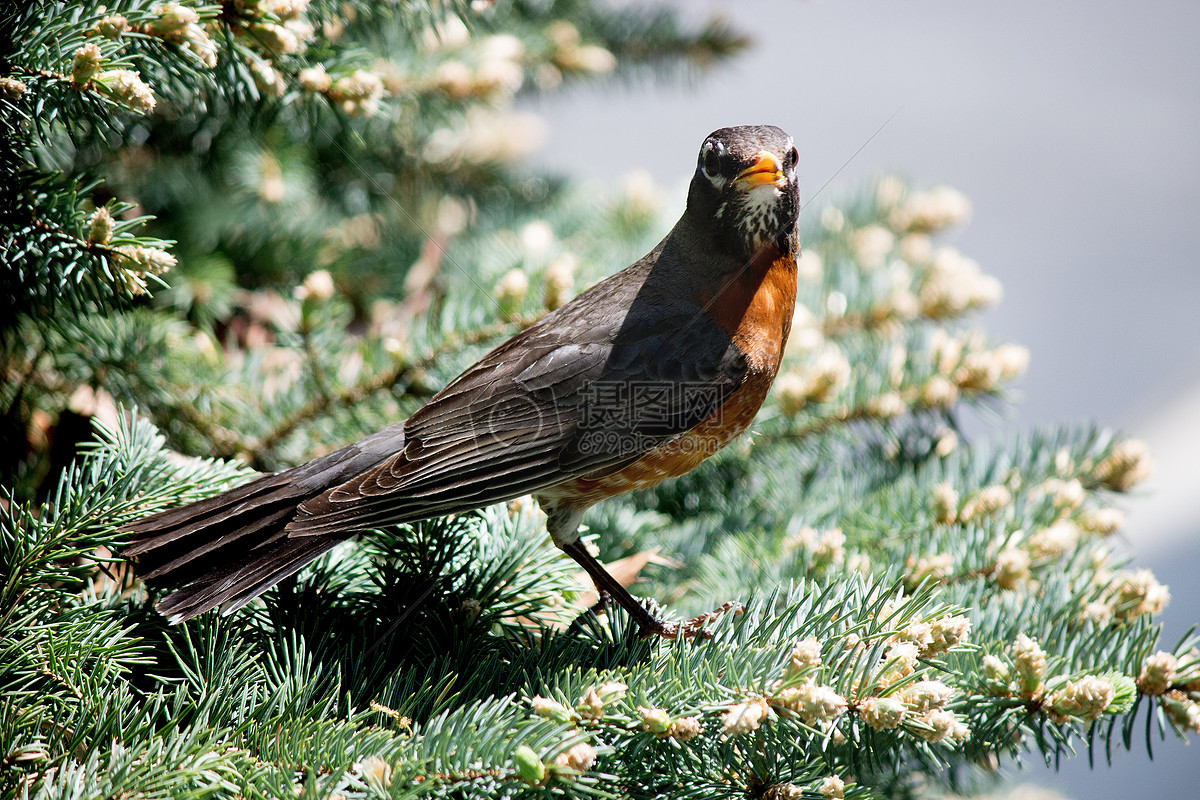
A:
[733,151,785,189]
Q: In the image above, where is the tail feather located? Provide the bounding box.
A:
[123,422,406,622]
[136,502,297,581]
[123,471,297,554]
[153,535,343,623]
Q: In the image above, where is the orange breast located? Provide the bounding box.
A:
[547,249,798,507]
[704,244,797,367]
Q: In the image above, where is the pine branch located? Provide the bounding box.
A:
[246,311,540,459]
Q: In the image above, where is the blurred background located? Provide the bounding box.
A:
[523,1,1200,795]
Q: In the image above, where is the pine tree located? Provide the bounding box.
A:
[2,3,1196,799]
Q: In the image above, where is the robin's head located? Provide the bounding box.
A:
[686,125,800,259]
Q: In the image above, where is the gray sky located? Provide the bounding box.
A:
[521,1,1200,795]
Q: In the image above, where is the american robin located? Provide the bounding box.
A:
[124,124,801,638]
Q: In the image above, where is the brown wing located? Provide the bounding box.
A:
[285,266,747,536]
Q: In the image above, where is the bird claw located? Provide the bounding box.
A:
[639,600,745,640]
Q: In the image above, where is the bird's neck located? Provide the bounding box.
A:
[700,241,798,373]
[650,215,799,369]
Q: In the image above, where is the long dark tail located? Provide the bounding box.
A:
[123,423,406,623]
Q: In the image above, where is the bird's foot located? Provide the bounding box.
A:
[638,600,745,640]
[589,588,612,616]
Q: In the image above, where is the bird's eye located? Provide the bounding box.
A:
[785,146,798,169]
[701,142,724,179]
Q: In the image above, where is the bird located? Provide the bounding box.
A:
[123,124,801,638]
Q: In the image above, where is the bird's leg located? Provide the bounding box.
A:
[560,540,743,640]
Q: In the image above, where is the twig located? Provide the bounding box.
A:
[247,313,542,457]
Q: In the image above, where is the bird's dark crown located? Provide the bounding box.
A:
[686,124,800,260]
